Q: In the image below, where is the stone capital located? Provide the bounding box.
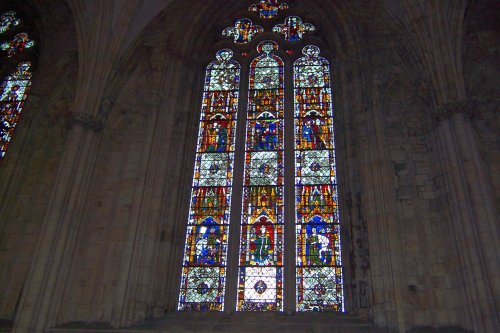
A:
[432,99,477,123]
[72,112,104,132]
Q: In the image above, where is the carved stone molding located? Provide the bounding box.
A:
[72,112,104,132]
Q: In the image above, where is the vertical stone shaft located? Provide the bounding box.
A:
[432,110,499,332]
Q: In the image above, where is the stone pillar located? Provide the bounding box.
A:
[12,113,103,333]
[430,101,499,332]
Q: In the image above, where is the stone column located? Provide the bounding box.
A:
[430,101,499,332]
[12,113,104,333]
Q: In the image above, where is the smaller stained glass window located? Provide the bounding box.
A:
[0,62,32,160]
[223,19,263,44]
[249,0,288,19]
[273,16,315,43]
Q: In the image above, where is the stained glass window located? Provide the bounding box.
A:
[0,62,32,160]
[237,41,284,311]
[273,16,315,43]
[249,0,288,19]
[294,45,343,311]
[178,49,240,311]
[0,11,34,161]
[180,0,345,313]
[223,19,263,44]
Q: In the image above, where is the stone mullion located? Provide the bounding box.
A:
[225,57,249,313]
[283,56,295,314]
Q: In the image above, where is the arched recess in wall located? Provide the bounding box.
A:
[92,0,365,320]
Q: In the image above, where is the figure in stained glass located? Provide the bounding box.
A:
[273,16,315,43]
[195,220,223,265]
[250,222,274,265]
[301,118,327,150]
[252,120,278,151]
[200,120,230,153]
[305,218,332,266]
[223,19,263,44]
[249,0,288,19]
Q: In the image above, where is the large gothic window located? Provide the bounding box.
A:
[178,0,343,312]
[0,11,35,161]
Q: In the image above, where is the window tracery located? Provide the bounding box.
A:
[273,16,315,42]
[249,0,289,19]
[223,19,264,44]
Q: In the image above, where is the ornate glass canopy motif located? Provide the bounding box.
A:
[178,49,241,311]
[249,0,289,19]
[223,18,264,44]
[1,32,35,57]
[273,16,315,42]
[237,41,284,311]
[294,45,343,312]
[0,11,20,34]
